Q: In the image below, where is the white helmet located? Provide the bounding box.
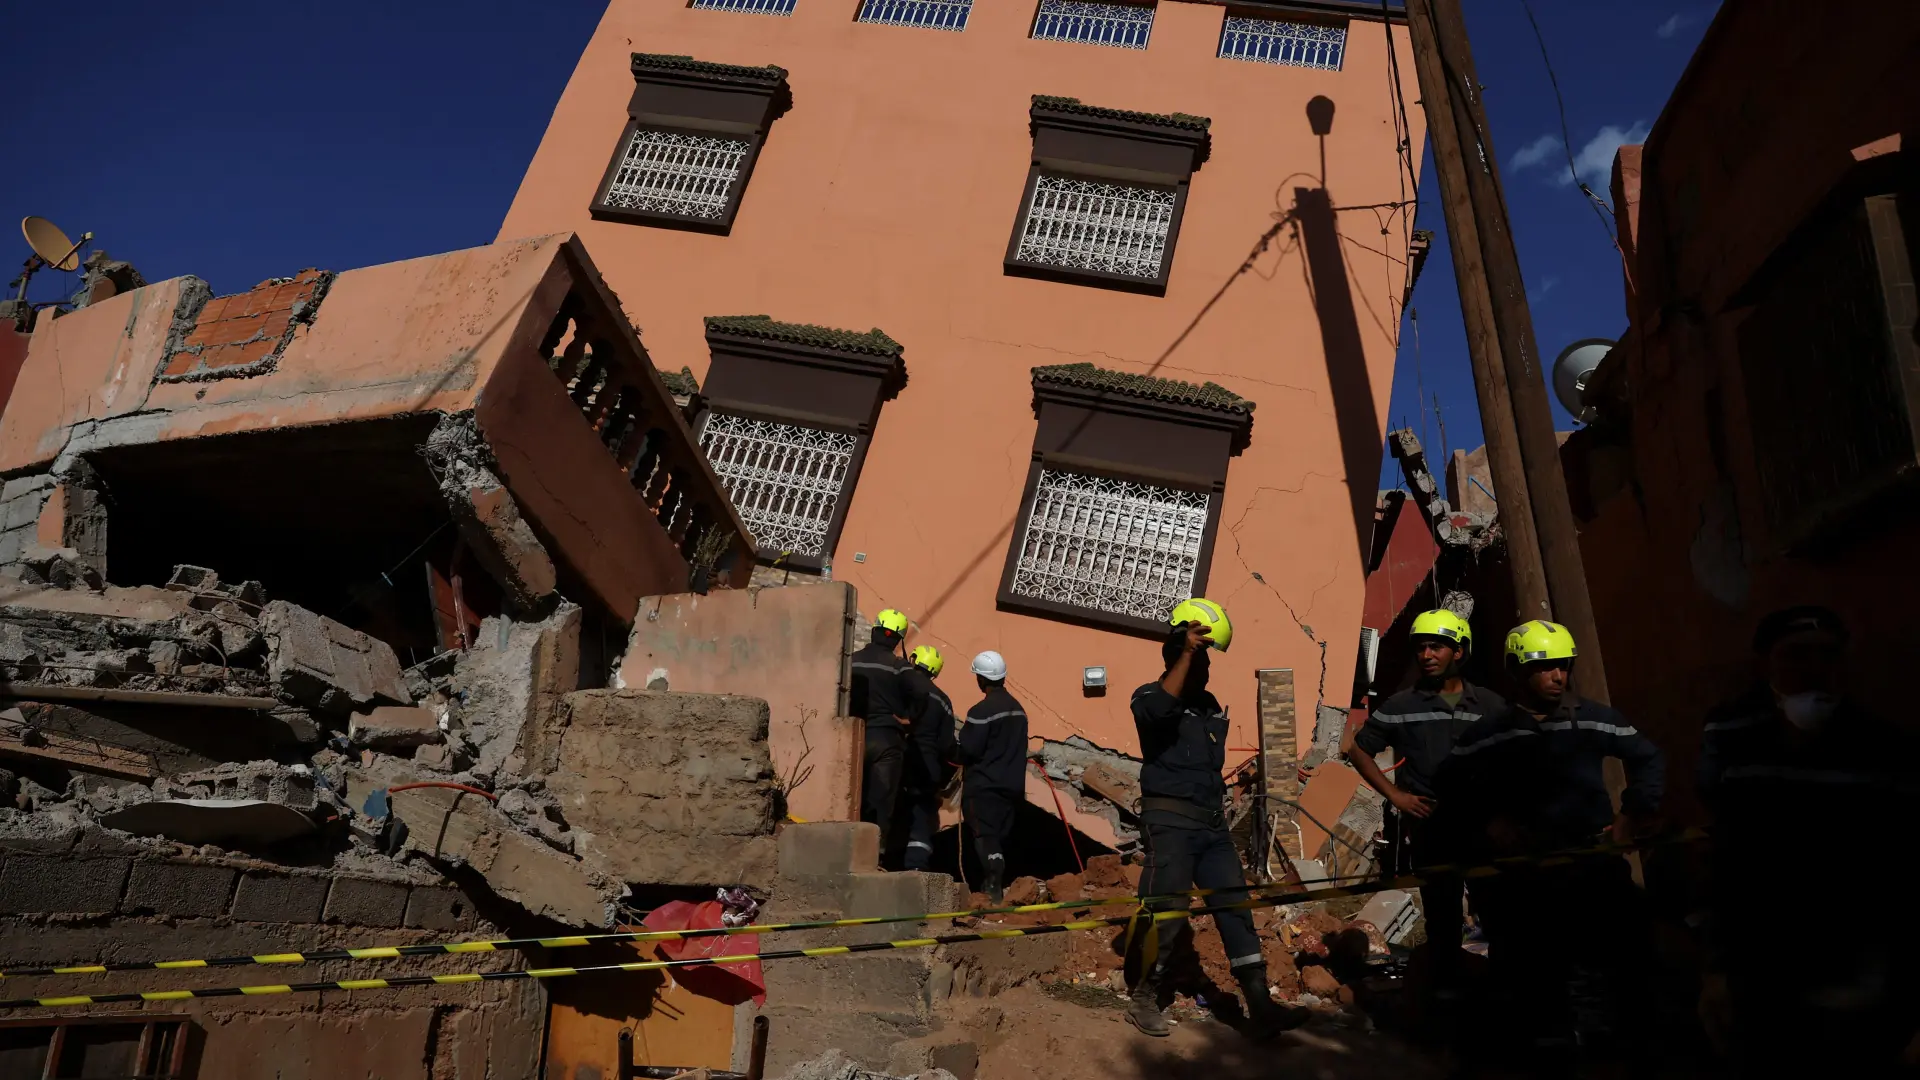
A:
[970,650,1008,680]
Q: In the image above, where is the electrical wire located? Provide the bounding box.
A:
[1512,0,1639,292]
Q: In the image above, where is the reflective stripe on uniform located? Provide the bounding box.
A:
[851,661,904,672]
[967,710,1026,725]
[1450,729,1536,756]
[1228,952,1264,969]
[1537,719,1639,736]
[1371,709,1485,725]
[1704,713,1770,733]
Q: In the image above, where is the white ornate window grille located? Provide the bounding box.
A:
[691,0,796,14]
[699,411,858,558]
[1032,0,1154,49]
[857,0,971,30]
[601,130,751,220]
[1015,175,1177,280]
[1009,468,1211,622]
[1218,17,1346,69]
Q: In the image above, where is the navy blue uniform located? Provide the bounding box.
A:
[1130,681,1264,976]
[1354,682,1502,980]
[1699,686,1918,1073]
[900,668,956,870]
[851,640,918,861]
[1436,696,1666,1052]
[958,687,1027,884]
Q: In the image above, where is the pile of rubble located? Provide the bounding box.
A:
[0,547,776,929]
[962,854,1402,1022]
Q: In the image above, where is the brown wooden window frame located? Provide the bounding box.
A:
[996,365,1253,637]
[1004,95,1212,297]
[695,317,907,572]
[0,1014,194,1078]
[589,53,791,236]
[1731,161,1920,554]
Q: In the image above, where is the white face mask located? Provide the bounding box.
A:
[1779,691,1839,731]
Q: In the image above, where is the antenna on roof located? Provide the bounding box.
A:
[10,215,93,303]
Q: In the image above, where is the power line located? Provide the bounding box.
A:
[1512,0,1639,293]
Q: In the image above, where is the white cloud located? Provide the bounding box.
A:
[1562,121,1651,189]
[1655,13,1687,38]
[1510,133,1562,173]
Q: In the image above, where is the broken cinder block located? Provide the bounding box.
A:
[348,704,443,751]
[387,785,625,928]
[260,600,409,713]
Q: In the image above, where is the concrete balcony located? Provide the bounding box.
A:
[0,233,754,661]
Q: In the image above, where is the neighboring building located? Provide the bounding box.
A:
[500,0,1426,760]
[1562,1,1920,818]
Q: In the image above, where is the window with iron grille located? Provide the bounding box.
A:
[699,412,858,559]
[857,0,972,31]
[1015,175,1177,280]
[1032,0,1154,49]
[1006,96,1209,295]
[696,315,906,569]
[691,0,796,14]
[1008,469,1210,623]
[1218,16,1346,69]
[592,54,789,235]
[999,364,1251,635]
[1737,191,1920,551]
[601,131,751,221]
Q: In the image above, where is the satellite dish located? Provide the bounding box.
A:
[1552,338,1614,421]
[22,216,84,272]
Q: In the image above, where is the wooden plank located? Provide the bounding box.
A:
[0,724,157,780]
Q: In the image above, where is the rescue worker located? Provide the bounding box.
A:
[899,645,956,872]
[850,609,919,865]
[956,651,1026,903]
[1435,619,1665,1060]
[1347,608,1502,1001]
[1696,606,1918,1075]
[1127,599,1302,1039]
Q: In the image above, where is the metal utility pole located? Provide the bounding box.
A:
[1404,0,1610,701]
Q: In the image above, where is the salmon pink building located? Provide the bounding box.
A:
[501,0,1425,764]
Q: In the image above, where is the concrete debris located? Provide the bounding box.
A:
[1354,889,1420,946]
[774,1047,960,1080]
[421,415,558,615]
[385,783,627,928]
[99,798,321,847]
[1030,736,1144,853]
[544,689,779,889]
[261,600,409,714]
[349,704,444,751]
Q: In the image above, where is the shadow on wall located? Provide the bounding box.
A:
[1290,94,1384,565]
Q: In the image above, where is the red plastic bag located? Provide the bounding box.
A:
[641,900,766,1006]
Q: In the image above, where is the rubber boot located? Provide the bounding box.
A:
[982,856,1006,904]
[1236,965,1308,1037]
[1126,965,1172,1037]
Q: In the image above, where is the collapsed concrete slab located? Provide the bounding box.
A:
[386,783,627,928]
[545,689,779,889]
[261,600,409,714]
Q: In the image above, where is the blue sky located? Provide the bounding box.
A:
[2,0,1713,493]
[1382,0,1716,483]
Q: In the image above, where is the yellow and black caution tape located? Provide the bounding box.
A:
[0,829,1706,1011]
[0,892,1301,1010]
[0,878,1367,979]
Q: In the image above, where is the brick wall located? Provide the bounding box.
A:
[0,848,542,1080]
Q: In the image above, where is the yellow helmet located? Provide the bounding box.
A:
[1410,609,1473,655]
[909,645,944,676]
[874,609,909,635]
[1169,598,1232,652]
[1505,620,1578,665]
